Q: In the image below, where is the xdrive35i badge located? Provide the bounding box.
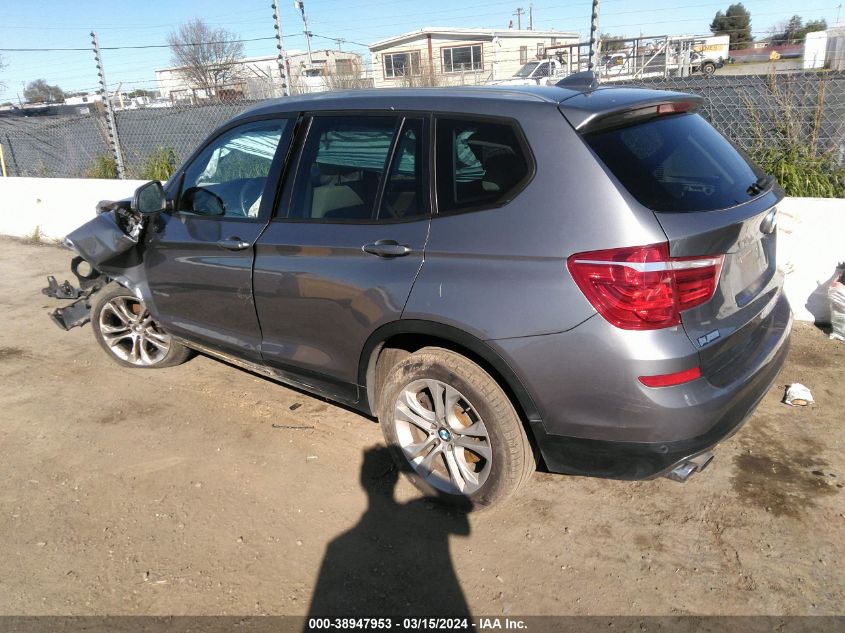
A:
[698,330,721,347]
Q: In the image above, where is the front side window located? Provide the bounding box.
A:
[435,117,531,213]
[384,52,420,78]
[178,119,289,218]
[288,116,428,222]
[442,45,482,73]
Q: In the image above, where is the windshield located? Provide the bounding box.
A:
[585,113,764,213]
[514,62,540,78]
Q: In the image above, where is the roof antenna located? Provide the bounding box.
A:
[555,70,600,91]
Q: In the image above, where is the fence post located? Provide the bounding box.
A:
[91,30,126,179]
[271,3,292,96]
[588,0,601,70]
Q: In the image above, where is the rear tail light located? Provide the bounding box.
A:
[567,242,723,330]
[639,366,702,387]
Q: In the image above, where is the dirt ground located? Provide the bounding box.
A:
[0,237,843,617]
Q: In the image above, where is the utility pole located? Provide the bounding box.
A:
[294,0,314,65]
[333,37,345,52]
[271,2,291,96]
[528,4,533,30]
[514,7,524,30]
[587,0,601,71]
[90,31,125,179]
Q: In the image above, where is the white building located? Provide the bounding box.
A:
[155,49,364,102]
[368,27,579,88]
[64,93,104,106]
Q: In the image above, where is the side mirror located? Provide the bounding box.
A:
[132,181,166,215]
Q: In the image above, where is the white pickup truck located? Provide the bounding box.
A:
[490,59,566,86]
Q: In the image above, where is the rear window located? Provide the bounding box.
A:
[585,113,762,213]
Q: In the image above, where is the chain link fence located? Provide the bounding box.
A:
[617,71,845,159]
[1,71,844,180]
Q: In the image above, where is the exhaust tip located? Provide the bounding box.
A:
[665,451,715,483]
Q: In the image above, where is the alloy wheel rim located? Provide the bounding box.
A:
[99,295,170,366]
[393,379,493,495]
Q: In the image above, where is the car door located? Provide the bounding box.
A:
[253,113,431,401]
[143,116,295,362]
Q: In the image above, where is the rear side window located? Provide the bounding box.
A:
[585,113,762,213]
[435,117,531,213]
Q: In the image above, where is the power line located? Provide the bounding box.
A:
[0,36,276,53]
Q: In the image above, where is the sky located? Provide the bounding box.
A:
[0,0,840,102]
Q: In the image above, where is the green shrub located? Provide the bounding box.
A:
[86,154,118,179]
[742,73,845,198]
[751,145,845,198]
[138,146,178,181]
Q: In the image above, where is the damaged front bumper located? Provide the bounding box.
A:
[42,255,106,330]
[43,203,144,331]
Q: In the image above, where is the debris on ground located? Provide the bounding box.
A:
[829,262,845,342]
[783,383,815,406]
[271,423,315,430]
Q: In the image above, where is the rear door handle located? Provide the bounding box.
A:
[362,240,412,258]
[217,237,251,251]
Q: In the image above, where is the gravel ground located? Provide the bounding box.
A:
[0,237,842,617]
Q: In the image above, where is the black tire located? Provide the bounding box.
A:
[702,62,716,76]
[378,347,535,510]
[90,282,192,369]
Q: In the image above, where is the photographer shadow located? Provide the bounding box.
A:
[306,446,472,620]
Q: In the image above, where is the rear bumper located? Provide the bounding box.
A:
[489,293,792,479]
[528,330,788,479]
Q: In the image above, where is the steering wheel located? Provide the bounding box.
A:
[238,178,266,217]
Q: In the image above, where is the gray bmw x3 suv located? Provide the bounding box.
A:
[46,79,792,509]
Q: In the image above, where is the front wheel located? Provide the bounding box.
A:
[378,347,535,510]
[701,62,716,76]
[90,282,191,369]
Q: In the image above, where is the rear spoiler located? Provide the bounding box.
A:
[559,88,705,134]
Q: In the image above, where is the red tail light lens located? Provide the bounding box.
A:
[567,242,723,331]
[639,366,702,387]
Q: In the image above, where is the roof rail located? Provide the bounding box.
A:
[555,71,600,92]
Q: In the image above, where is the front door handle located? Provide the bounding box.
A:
[217,237,251,251]
[362,240,412,258]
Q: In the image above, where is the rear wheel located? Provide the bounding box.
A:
[378,347,534,510]
[90,282,191,369]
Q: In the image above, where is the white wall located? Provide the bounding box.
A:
[0,177,147,241]
[777,197,844,323]
[803,31,828,69]
[0,177,841,323]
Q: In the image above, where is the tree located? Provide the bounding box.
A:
[322,58,367,90]
[772,15,804,45]
[23,79,65,104]
[167,18,245,101]
[0,54,7,90]
[710,3,753,49]
[771,16,828,45]
[803,19,828,35]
